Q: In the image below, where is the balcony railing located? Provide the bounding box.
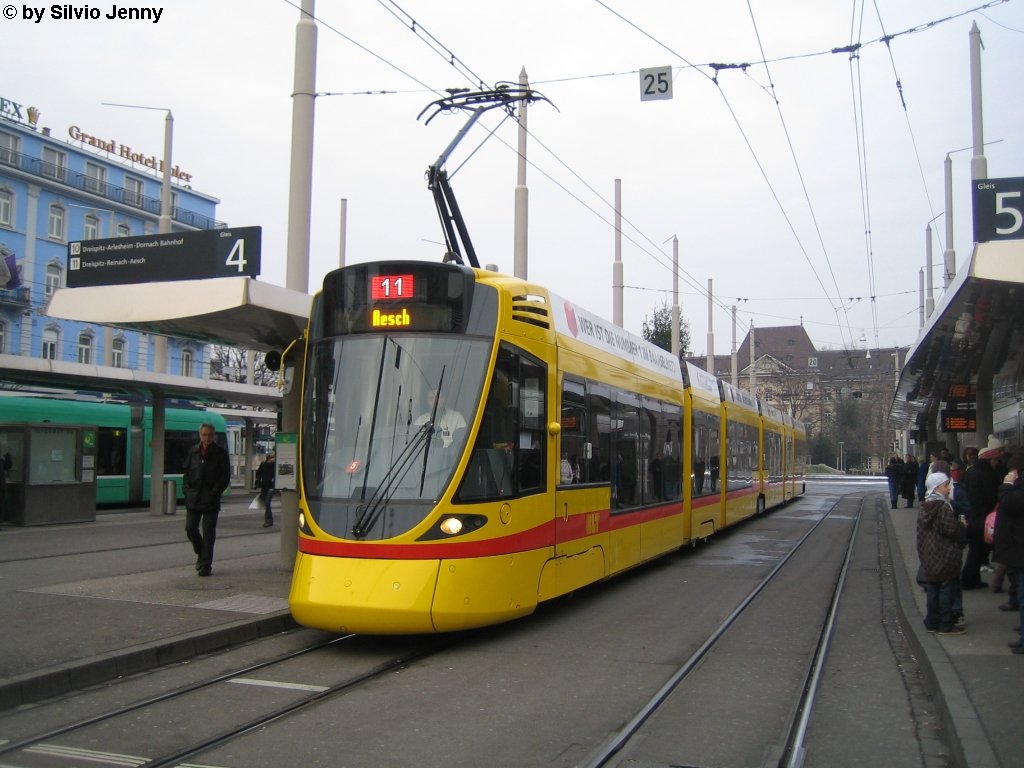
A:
[1,148,225,230]
[0,284,30,308]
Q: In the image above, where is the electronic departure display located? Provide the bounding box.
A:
[321,261,476,335]
[941,409,977,433]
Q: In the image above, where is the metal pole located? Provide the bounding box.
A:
[918,269,925,330]
[969,22,988,183]
[159,112,173,235]
[925,223,935,317]
[513,67,529,280]
[671,235,680,357]
[706,279,714,375]
[281,0,317,569]
[943,155,956,288]
[339,198,347,268]
[613,179,623,327]
[731,305,738,387]
[286,0,317,295]
[150,110,173,512]
[749,321,755,393]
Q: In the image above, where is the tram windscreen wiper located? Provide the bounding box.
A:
[350,421,432,538]
[352,366,446,539]
[416,367,445,496]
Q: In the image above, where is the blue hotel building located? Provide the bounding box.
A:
[0,92,221,377]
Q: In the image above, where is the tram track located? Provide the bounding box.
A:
[577,494,934,768]
[0,629,456,768]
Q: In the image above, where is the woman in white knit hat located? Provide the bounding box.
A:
[917,472,968,635]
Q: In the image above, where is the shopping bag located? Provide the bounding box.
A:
[248,495,261,511]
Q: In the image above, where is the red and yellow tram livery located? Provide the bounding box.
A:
[288,260,805,634]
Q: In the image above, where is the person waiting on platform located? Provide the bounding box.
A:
[255,452,276,528]
[996,454,1024,654]
[885,455,905,510]
[182,423,231,577]
[916,472,967,635]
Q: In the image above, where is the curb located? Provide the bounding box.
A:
[883,498,999,768]
[0,611,297,712]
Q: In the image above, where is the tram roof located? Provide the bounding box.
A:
[889,239,1024,429]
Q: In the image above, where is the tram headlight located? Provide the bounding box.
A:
[439,517,463,535]
[418,513,488,540]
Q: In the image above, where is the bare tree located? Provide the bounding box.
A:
[209,346,276,387]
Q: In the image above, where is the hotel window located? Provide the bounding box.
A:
[42,146,66,181]
[77,331,94,364]
[44,263,62,297]
[83,214,100,240]
[48,203,65,240]
[124,175,144,207]
[42,328,59,360]
[85,162,106,194]
[181,349,193,377]
[0,132,18,165]
[111,337,125,368]
[0,188,12,227]
[116,222,131,238]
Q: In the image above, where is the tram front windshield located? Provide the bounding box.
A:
[303,333,490,539]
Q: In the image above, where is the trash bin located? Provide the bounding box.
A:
[163,479,177,515]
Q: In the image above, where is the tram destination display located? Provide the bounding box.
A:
[323,261,475,335]
[66,226,261,287]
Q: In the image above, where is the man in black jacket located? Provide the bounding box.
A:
[182,423,231,577]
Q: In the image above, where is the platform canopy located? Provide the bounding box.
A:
[890,239,1024,430]
[46,277,311,352]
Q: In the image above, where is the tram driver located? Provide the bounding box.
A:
[415,388,467,448]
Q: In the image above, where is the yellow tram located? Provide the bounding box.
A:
[288,260,805,634]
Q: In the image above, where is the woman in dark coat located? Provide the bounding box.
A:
[902,455,919,508]
[995,453,1024,653]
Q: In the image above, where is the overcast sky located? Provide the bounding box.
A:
[7,0,1023,354]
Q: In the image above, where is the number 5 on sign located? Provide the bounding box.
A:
[640,66,673,101]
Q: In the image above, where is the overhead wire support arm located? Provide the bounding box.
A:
[418,85,553,270]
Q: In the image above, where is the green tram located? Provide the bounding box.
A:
[0,396,227,505]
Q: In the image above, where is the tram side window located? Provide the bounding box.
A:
[692,410,718,497]
[640,397,659,504]
[588,383,612,486]
[97,427,127,476]
[164,429,201,474]
[661,404,682,501]
[560,377,587,485]
[613,392,639,509]
[727,420,757,488]
[517,356,547,492]
[456,344,546,501]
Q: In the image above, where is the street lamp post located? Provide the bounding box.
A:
[102,102,174,515]
[839,441,845,473]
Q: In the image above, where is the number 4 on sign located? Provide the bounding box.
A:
[225,238,248,273]
[640,66,673,101]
